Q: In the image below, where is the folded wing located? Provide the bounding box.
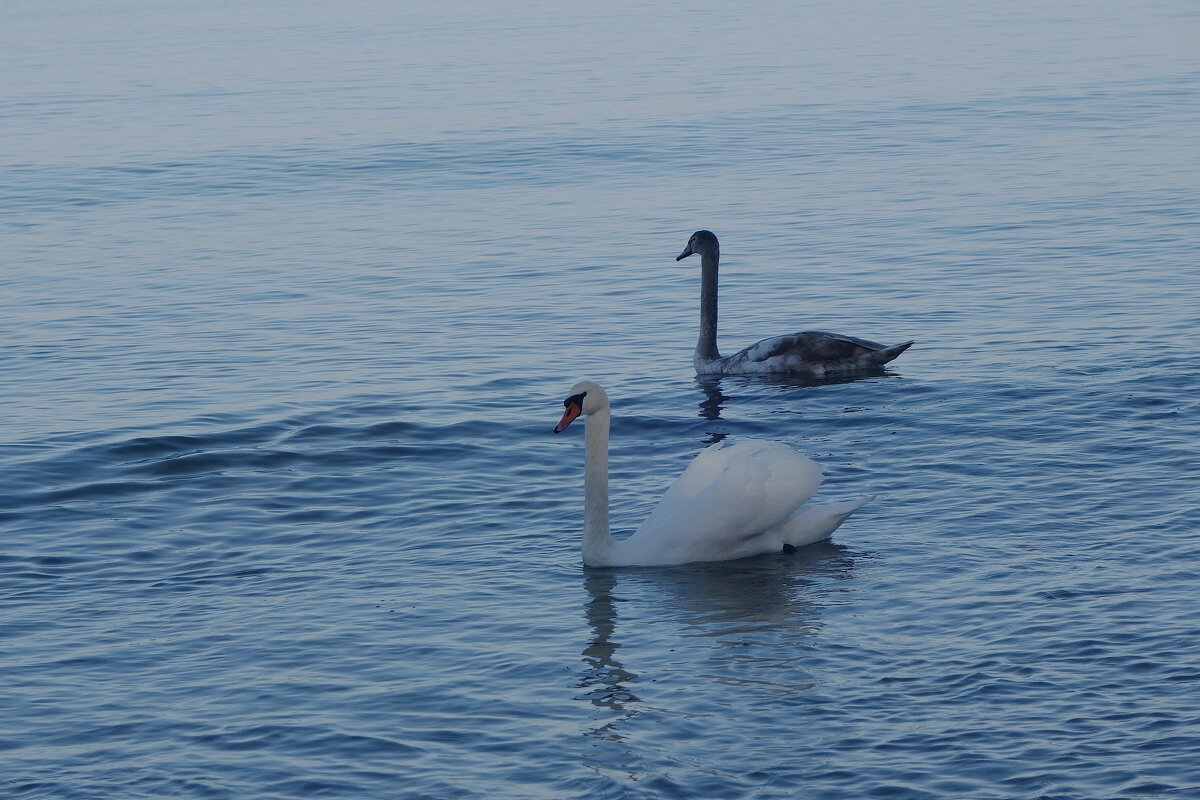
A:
[627,439,823,564]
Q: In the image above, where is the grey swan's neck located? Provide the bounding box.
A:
[697,247,722,368]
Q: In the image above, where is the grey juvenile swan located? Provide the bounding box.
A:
[677,230,914,376]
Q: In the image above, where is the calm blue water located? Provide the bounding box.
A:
[3,1,1199,798]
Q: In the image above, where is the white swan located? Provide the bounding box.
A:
[553,381,872,567]
[677,230,914,376]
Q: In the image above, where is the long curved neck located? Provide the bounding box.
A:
[582,406,614,565]
[697,248,721,364]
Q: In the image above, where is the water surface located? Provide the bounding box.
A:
[3,1,1199,798]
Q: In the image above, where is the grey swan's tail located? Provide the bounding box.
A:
[876,340,915,365]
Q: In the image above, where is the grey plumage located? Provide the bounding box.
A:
[676,230,914,376]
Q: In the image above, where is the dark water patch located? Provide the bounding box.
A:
[17,479,161,507]
[101,434,214,460]
[128,448,308,478]
[3,570,65,581]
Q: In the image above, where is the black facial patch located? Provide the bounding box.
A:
[563,391,587,408]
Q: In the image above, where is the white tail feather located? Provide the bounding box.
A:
[777,495,874,548]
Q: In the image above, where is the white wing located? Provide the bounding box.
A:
[619,439,823,565]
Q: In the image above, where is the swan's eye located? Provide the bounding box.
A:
[564,391,586,408]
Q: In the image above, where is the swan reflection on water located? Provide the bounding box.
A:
[696,370,903,444]
[576,543,858,740]
[579,569,638,714]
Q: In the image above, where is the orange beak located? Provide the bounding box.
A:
[554,401,582,434]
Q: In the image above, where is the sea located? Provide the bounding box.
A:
[2,1,1198,798]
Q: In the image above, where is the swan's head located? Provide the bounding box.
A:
[676,229,719,261]
[553,380,608,434]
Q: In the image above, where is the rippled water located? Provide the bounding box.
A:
[3,1,1199,798]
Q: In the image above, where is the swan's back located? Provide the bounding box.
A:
[623,439,823,565]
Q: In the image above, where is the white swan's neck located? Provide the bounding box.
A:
[696,248,722,368]
[582,405,615,566]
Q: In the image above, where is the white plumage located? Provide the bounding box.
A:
[554,381,872,567]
